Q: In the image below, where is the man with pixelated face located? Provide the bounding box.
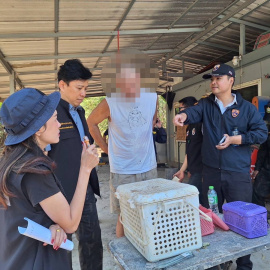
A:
[87,50,159,238]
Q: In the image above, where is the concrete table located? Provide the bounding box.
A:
[108,228,270,270]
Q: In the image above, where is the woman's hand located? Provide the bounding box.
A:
[43,224,67,250]
[80,143,99,172]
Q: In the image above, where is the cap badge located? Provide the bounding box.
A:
[228,71,232,75]
[213,64,220,71]
[232,109,240,118]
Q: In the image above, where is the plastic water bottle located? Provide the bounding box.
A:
[232,127,239,146]
[208,186,219,213]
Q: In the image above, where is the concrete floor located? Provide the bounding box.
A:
[72,165,270,270]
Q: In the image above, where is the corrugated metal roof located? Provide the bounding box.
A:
[0,0,269,99]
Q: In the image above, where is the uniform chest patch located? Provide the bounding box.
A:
[60,121,74,130]
[232,109,239,118]
[192,128,196,135]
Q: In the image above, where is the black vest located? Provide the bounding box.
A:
[49,99,100,203]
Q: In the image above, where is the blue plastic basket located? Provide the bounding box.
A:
[222,201,268,239]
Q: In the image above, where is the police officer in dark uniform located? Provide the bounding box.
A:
[174,64,268,270]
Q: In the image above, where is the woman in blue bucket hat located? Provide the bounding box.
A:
[0,88,99,270]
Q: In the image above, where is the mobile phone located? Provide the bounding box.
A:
[218,135,226,145]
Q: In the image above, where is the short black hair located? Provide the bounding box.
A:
[57,59,92,84]
[178,96,198,108]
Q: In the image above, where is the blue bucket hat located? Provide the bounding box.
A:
[0,88,60,146]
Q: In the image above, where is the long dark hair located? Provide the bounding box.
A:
[0,135,56,209]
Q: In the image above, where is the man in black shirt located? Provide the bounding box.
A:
[48,59,102,270]
[174,96,203,203]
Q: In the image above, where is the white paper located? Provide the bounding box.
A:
[18,217,74,251]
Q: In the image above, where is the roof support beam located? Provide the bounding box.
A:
[5,49,174,62]
[54,0,59,88]
[9,71,15,94]
[239,24,246,56]
[182,60,185,74]
[0,49,24,89]
[145,0,200,50]
[0,28,205,39]
[168,73,194,78]
[218,15,270,31]
[94,0,136,56]
[196,41,239,53]
[0,78,100,87]
[162,62,166,76]
[163,0,257,62]
[14,67,103,76]
[172,56,209,66]
[169,0,200,29]
[159,77,174,82]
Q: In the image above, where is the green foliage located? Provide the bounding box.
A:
[81,95,167,135]
[157,95,167,128]
[81,96,108,136]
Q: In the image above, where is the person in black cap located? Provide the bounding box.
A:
[252,102,270,208]
[0,88,99,270]
[173,63,267,270]
[47,59,103,270]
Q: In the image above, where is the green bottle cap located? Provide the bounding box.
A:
[209,186,214,190]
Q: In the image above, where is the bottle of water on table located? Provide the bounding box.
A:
[208,186,219,213]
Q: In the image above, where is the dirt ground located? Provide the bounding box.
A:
[71,164,270,270]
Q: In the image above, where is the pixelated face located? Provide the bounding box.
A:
[116,67,141,97]
[210,75,233,96]
[59,79,88,107]
[101,49,159,100]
